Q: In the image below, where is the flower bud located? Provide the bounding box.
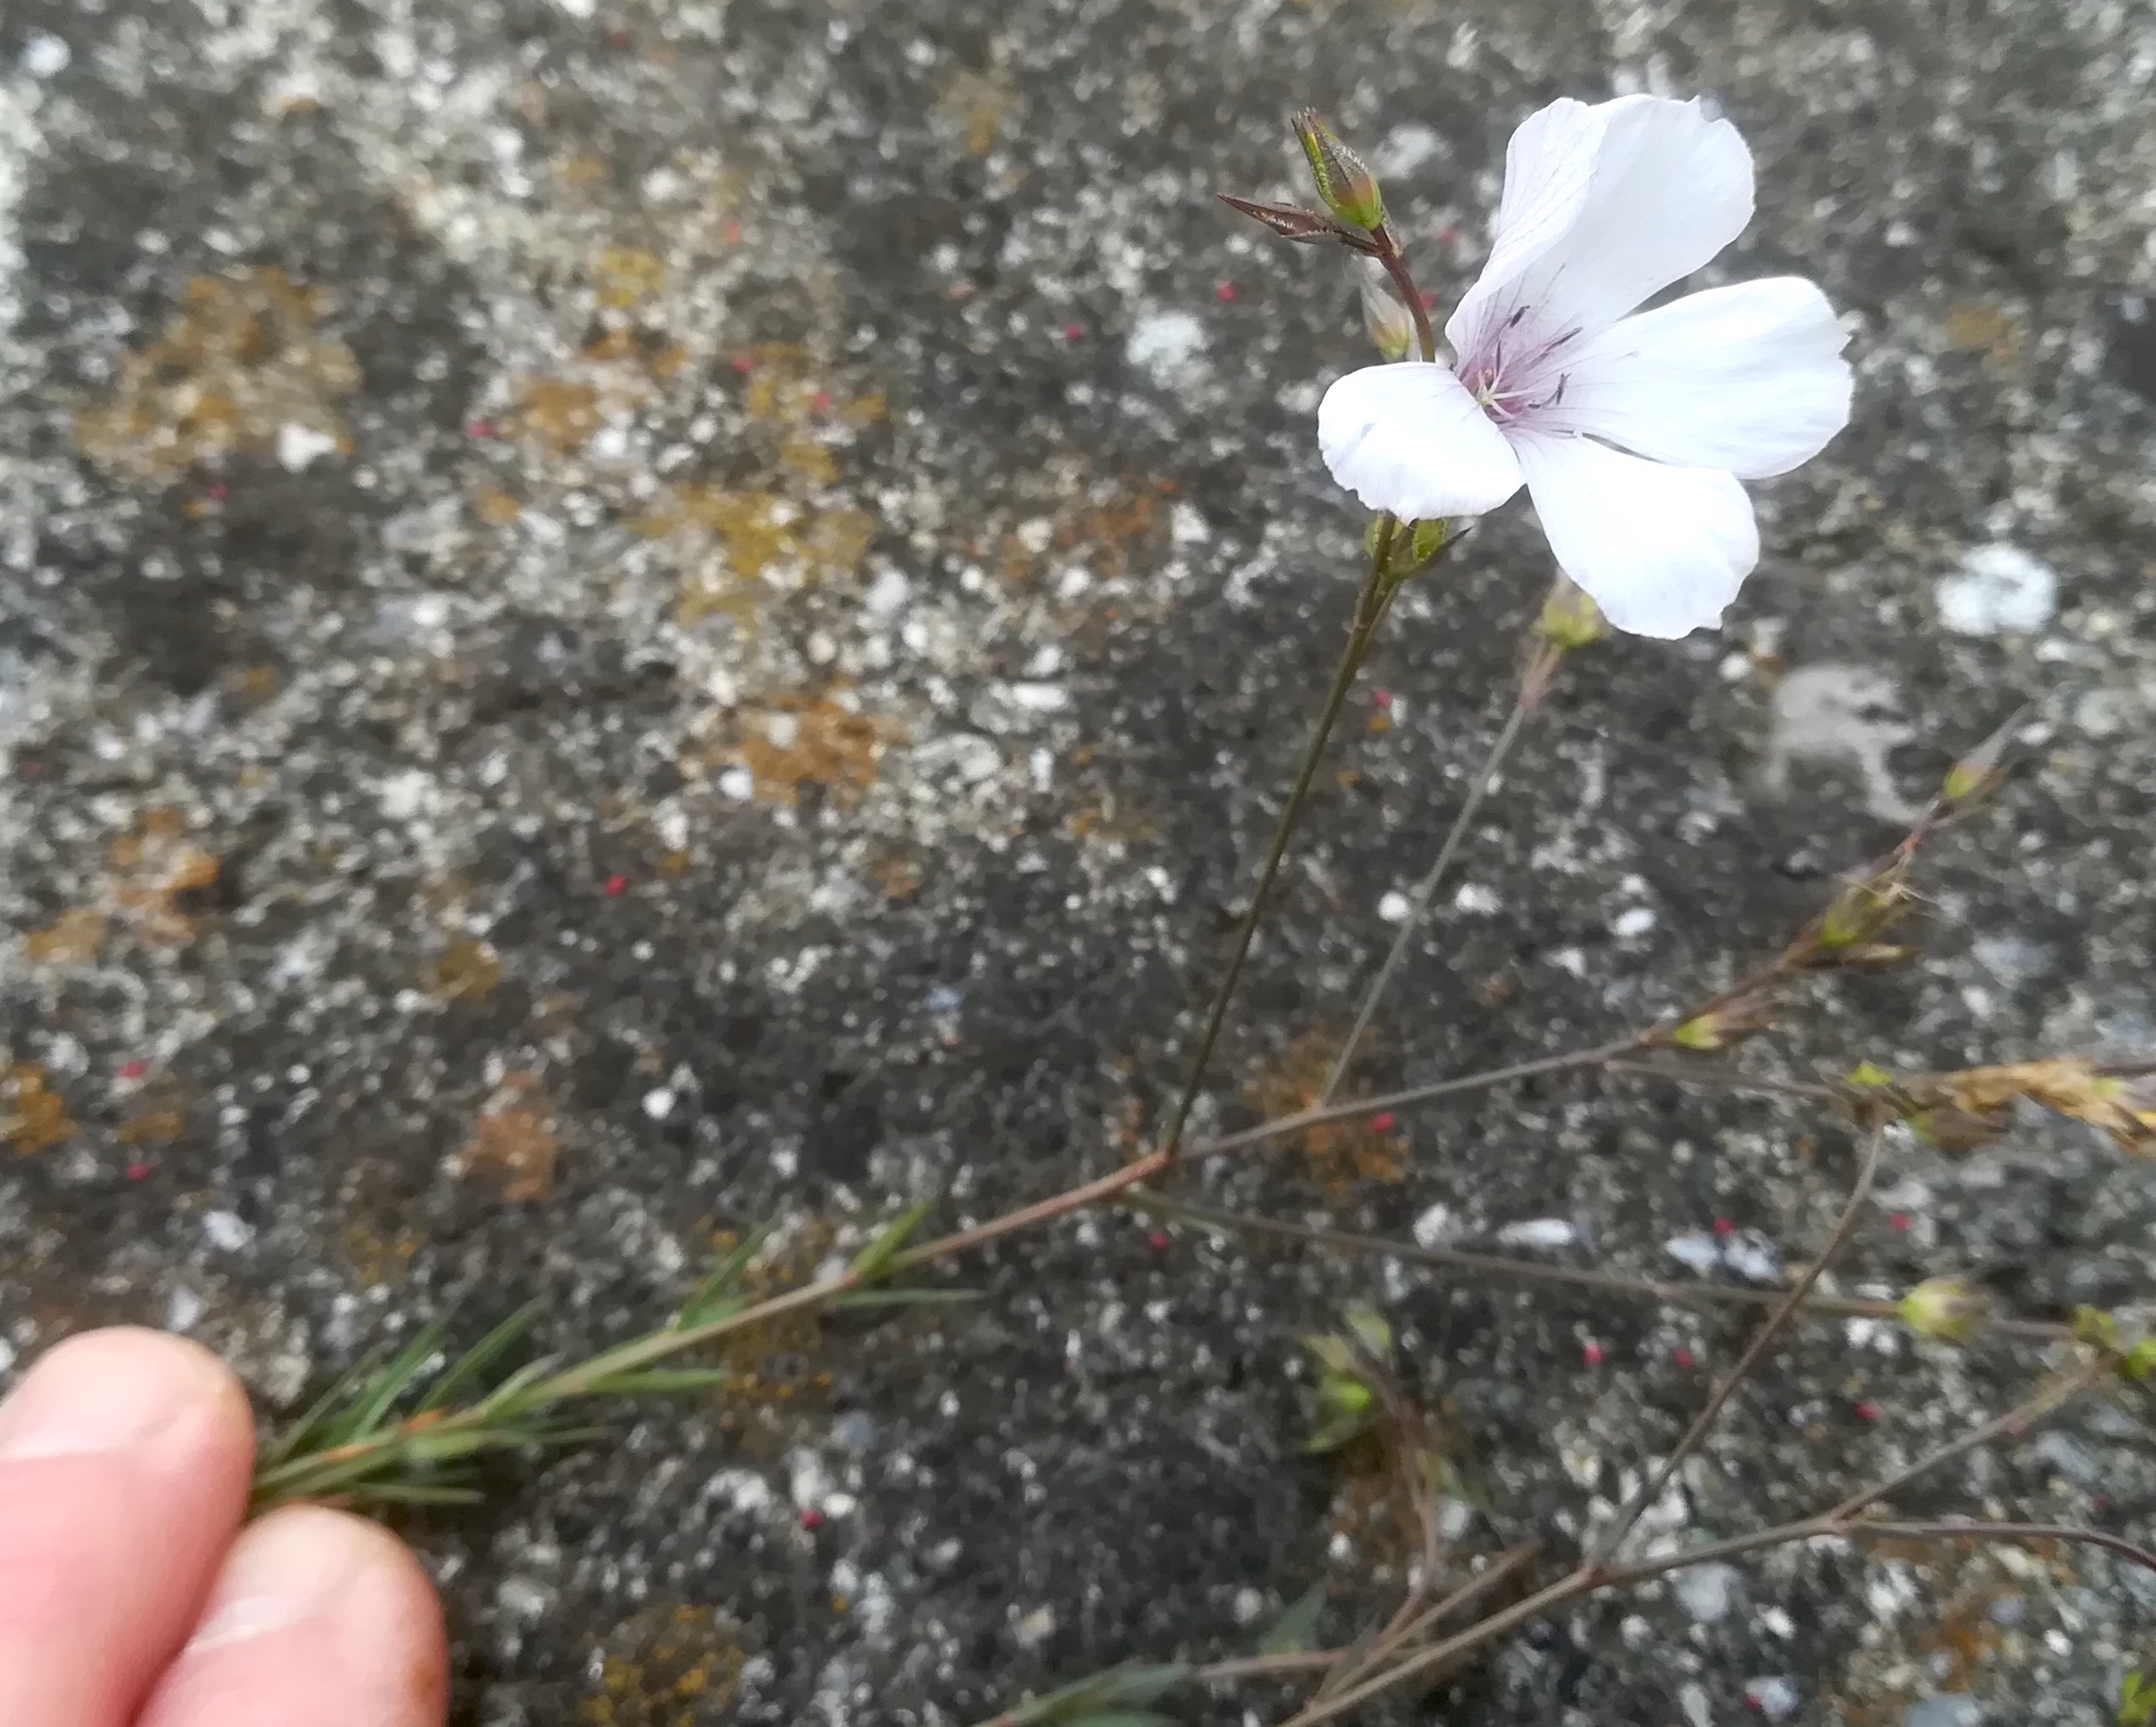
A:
[1358,257,1416,360]
[1898,1277,1987,1342]
[1538,579,1608,651]
[1292,109,1386,232]
[1667,990,1775,1051]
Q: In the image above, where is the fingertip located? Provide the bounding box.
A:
[0,1325,253,1470]
[143,1505,448,1727]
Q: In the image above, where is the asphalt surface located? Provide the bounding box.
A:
[3,1,2154,1723]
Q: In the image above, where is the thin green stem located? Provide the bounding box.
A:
[1124,1188,2068,1342]
[1588,1118,1885,1567]
[1320,687,1536,1103]
[1184,1039,1636,1160]
[1153,527,1404,1162]
[1376,232,1438,362]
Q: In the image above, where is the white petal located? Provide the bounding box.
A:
[1449,95,1754,363]
[1317,363,1525,521]
[1536,279,1852,477]
[1513,432,1759,639]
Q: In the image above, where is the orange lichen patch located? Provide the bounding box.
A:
[431,937,504,1003]
[24,907,109,965]
[1066,790,1159,846]
[867,849,922,901]
[732,690,897,808]
[117,1103,187,1147]
[109,810,221,947]
[472,481,523,525]
[1944,302,2022,365]
[594,245,668,310]
[1828,1544,2062,1723]
[453,1073,558,1201]
[1,1064,74,1155]
[1245,1028,1408,1191]
[994,477,1179,586]
[74,267,359,481]
[580,1604,749,1726]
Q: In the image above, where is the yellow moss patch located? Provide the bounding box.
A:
[652,487,878,626]
[580,1604,749,1726]
[75,267,359,481]
[594,245,668,310]
[1944,301,2022,364]
[1,1063,74,1155]
[431,937,504,1003]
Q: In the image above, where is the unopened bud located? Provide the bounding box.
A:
[1343,1301,1392,1360]
[1292,109,1386,232]
[1358,258,1415,360]
[1538,579,1608,651]
[1898,1277,1987,1342]
[1668,991,1775,1051]
[1942,706,2026,805]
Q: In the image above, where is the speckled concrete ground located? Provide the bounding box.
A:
[3,1,2155,1723]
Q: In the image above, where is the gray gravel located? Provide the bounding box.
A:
[3,1,2154,1723]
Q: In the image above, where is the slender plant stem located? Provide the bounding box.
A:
[1603,1060,1845,1105]
[1822,1352,2116,1522]
[1123,1189,2068,1342]
[1849,1520,2156,1576]
[1152,526,1404,1163]
[1184,1038,1635,1160]
[1376,236,1438,362]
[1275,1352,2124,1727]
[1588,1118,1887,1567]
[1319,683,1541,1103]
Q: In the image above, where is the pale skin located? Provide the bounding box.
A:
[0,1327,448,1727]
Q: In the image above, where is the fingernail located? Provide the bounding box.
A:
[0,1329,226,1462]
[185,1509,369,1652]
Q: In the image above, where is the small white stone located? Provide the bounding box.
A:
[1126,309,1208,385]
[1453,883,1500,914]
[1935,544,2059,635]
[1495,1217,1576,1250]
[1743,1677,1801,1722]
[642,1087,676,1121]
[1377,890,1412,922]
[1664,1234,1722,1275]
[1372,123,1440,175]
[1011,1604,1057,1649]
[20,31,72,76]
[1612,906,1657,938]
[1004,682,1067,712]
[1411,1203,1457,1248]
[1722,1229,1782,1284]
[863,567,911,618]
[718,768,755,800]
[1672,1562,1741,1624]
[275,423,338,472]
[1170,501,1211,546]
[202,1211,254,1252]
[166,1287,205,1331]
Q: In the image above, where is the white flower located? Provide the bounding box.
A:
[1318,95,1853,638]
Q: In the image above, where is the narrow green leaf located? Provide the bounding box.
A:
[1059,1714,1173,1727]
[849,1200,933,1281]
[577,1368,734,1396]
[1258,1583,1327,1655]
[675,1220,780,1327]
[831,1287,981,1310]
[340,1319,454,1443]
[263,1354,388,1467]
[343,1480,486,1506]
[417,1305,545,1414]
[471,1355,565,1420]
